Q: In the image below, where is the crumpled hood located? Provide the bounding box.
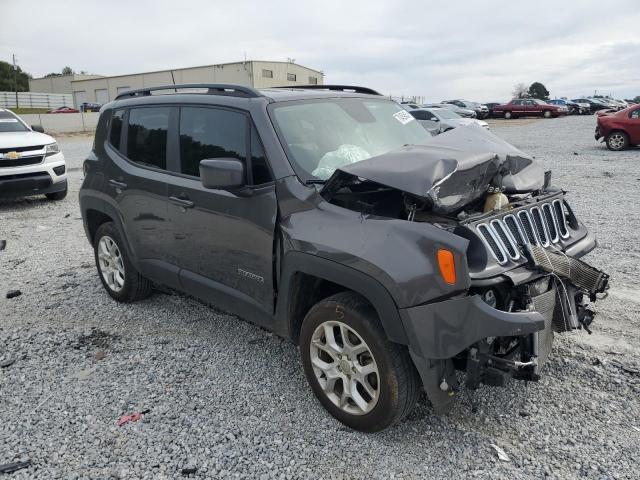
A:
[327,124,544,215]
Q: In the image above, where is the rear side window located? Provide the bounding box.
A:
[127,107,170,169]
[179,107,247,178]
[109,110,125,150]
[630,109,640,119]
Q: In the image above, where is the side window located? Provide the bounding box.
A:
[250,127,273,185]
[630,108,640,119]
[512,100,521,106]
[109,109,125,151]
[126,107,170,170]
[179,107,247,178]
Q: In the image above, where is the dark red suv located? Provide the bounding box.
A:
[595,104,640,150]
[492,99,566,119]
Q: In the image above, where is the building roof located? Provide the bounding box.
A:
[69,60,324,84]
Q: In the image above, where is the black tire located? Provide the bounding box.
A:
[45,187,67,200]
[606,131,629,151]
[299,292,420,432]
[93,222,152,302]
[504,111,513,119]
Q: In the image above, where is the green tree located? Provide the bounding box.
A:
[528,82,550,100]
[633,95,640,103]
[62,66,74,75]
[0,60,30,91]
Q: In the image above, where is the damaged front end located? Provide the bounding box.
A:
[320,125,609,411]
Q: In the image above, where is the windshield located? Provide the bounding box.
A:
[0,111,29,133]
[431,108,461,119]
[271,98,432,180]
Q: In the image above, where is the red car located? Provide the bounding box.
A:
[492,98,566,119]
[48,106,79,114]
[595,104,640,150]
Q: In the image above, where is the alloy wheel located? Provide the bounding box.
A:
[97,235,125,292]
[309,321,380,416]
[608,133,626,150]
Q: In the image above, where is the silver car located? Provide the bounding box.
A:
[410,107,489,135]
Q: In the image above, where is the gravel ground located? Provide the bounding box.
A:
[1,116,639,479]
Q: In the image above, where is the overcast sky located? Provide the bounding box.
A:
[1,0,639,101]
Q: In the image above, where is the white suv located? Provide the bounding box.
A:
[0,108,67,200]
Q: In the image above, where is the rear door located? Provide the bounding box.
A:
[166,105,277,313]
[104,106,179,287]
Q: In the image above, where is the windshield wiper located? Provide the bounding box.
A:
[304,179,326,185]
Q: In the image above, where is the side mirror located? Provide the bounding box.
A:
[199,158,245,190]
[432,117,440,122]
[31,125,45,133]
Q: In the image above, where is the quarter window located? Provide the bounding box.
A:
[179,107,247,178]
[109,109,125,151]
[630,109,640,119]
[262,69,273,78]
[250,127,272,184]
[126,107,170,170]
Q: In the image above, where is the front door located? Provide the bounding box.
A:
[167,106,277,314]
[628,107,640,143]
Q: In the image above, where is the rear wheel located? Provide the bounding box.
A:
[94,222,152,302]
[606,131,629,151]
[299,292,420,432]
[504,111,513,119]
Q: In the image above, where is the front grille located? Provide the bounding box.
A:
[0,145,44,154]
[0,155,44,168]
[476,199,570,265]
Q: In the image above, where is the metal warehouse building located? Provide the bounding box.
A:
[66,60,324,107]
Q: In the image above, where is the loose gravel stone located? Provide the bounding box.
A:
[1,119,639,479]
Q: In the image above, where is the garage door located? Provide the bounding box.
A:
[95,89,109,104]
[73,91,86,108]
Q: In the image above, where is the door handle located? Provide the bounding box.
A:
[169,196,194,208]
[109,179,128,190]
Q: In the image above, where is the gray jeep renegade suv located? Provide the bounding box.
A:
[80,84,608,432]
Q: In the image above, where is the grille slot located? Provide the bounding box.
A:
[553,199,569,238]
[531,207,549,247]
[517,210,538,245]
[477,224,507,264]
[542,203,559,243]
[490,219,520,260]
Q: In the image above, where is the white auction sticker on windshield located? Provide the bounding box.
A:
[393,109,414,125]
[0,118,19,123]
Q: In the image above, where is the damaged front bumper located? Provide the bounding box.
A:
[402,250,608,413]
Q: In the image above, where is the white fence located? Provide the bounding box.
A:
[19,112,100,133]
[0,91,74,109]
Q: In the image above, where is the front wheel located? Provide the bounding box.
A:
[94,222,152,302]
[606,131,629,151]
[299,292,420,432]
[504,111,513,119]
[543,110,552,118]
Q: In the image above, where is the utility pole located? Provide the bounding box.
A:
[12,54,19,109]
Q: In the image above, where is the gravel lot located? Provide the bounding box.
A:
[1,116,639,479]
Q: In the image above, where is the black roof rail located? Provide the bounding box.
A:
[272,85,382,96]
[115,83,263,100]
